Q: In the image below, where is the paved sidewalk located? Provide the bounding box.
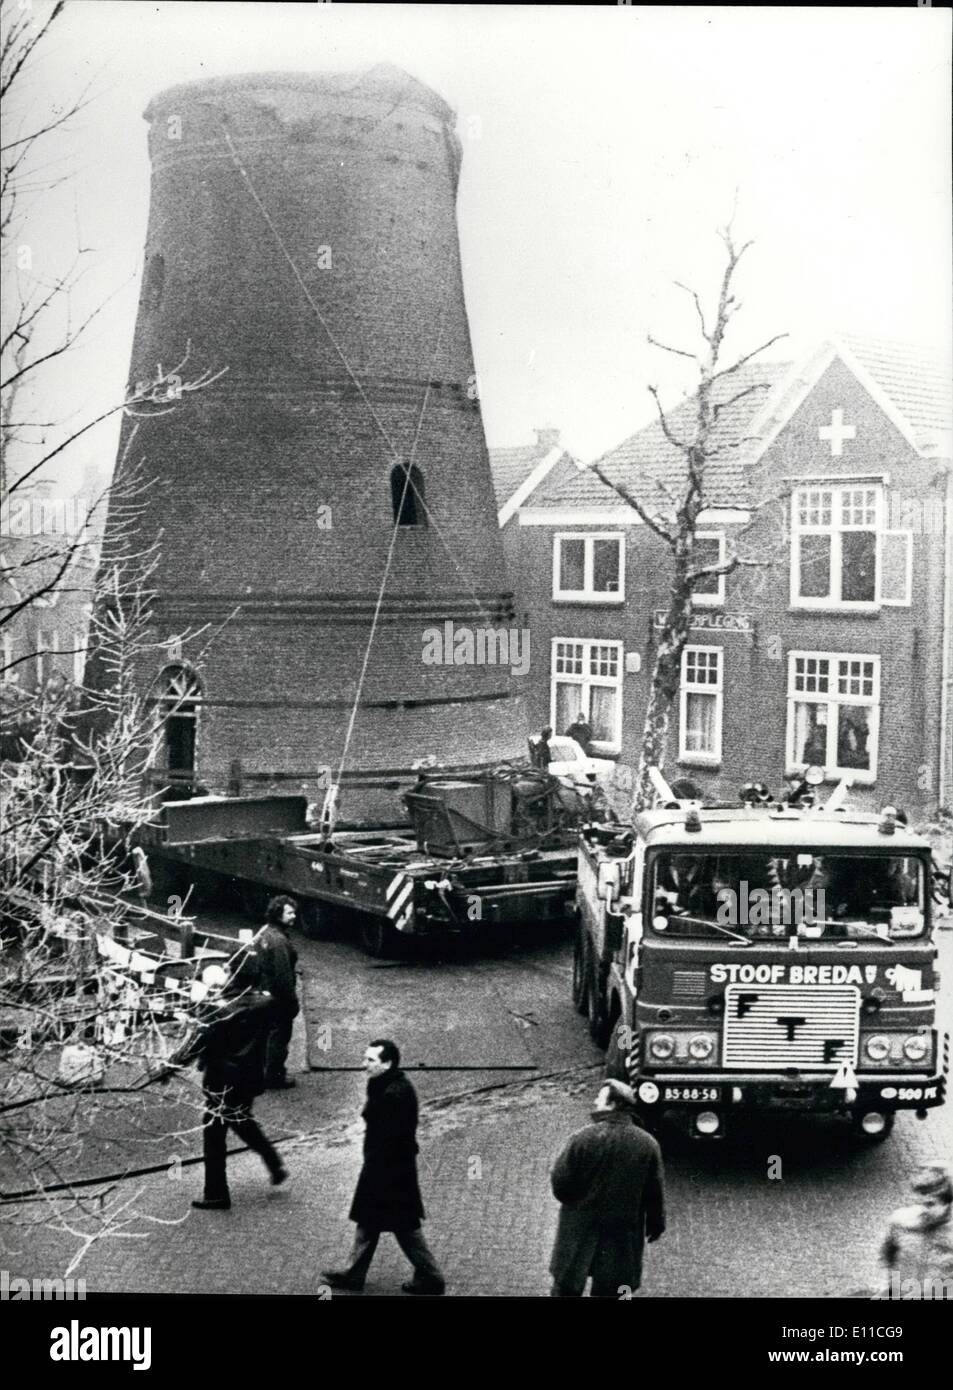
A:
[9,1059,944,1299]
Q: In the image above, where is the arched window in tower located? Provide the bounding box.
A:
[144,253,165,312]
[159,665,201,793]
[390,462,427,527]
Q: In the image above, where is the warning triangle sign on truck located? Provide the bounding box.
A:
[829,1059,858,1099]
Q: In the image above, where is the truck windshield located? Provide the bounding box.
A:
[650,851,926,940]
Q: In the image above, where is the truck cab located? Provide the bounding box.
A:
[574,790,948,1140]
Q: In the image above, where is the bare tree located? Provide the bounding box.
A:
[0,1,233,1264]
[589,225,786,811]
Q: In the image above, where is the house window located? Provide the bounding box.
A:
[790,483,912,609]
[553,534,624,602]
[692,532,725,608]
[36,628,57,685]
[391,463,427,527]
[551,638,622,752]
[679,645,723,764]
[879,530,912,606]
[786,651,880,783]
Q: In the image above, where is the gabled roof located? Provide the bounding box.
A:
[535,361,790,514]
[489,442,549,508]
[489,437,579,524]
[523,335,951,523]
[837,334,951,453]
[749,334,953,463]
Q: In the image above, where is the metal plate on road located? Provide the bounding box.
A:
[304,964,535,1070]
[301,937,599,1073]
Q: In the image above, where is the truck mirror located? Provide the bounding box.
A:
[598,859,621,903]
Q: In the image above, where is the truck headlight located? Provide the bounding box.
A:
[902,1035,929,1063]
[865,1035,890,1062]
[688,1034,715,1061]
[648,1033,675,1061]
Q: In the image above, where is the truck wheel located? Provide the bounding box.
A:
[360,915,398,959]
[604,1018,628,1081]
[572,931,590,1015]
[635,1111,661,1139]
[588,962,611,1049]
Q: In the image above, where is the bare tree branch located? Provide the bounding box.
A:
[646,333,697,363]
[588,459,676,545]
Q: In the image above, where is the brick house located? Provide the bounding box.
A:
[506,336,953,812]
[1,535,97,693]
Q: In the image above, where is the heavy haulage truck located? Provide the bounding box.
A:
[574,772,949,1140]
[137,766,584,957]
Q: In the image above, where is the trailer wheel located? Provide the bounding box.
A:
[360,915,398,959]
[298,900,335,940]
[571,930,590,1015]
[239,882,269,921]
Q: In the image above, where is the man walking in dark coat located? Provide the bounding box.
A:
[549,1079,665,1297]
[256,895,300,1089]
[164,949,288,1210]
[322,1039,445,1295]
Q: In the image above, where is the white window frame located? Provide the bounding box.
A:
[692,531,726,608]
[879,529,913,607]
[785,650,881,785]
[789,483,913,611]
[550,637,623,753]
[36,627,57,685]
[678,644,723,766]
[552,532,625,603]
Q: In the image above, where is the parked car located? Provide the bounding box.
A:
[545,735,615,788]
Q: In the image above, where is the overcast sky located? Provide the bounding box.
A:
[8,2,952,483]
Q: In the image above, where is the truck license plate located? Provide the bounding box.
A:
[662,1086,720,1103]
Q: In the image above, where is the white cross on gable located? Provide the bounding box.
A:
[818,408,856,457]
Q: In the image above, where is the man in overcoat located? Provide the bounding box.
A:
[549,1078,665,1297]
[164,949,288,1210]
[322,1039,445,1295]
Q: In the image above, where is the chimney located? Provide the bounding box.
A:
[534,426,561,452]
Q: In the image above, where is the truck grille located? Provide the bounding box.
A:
[673,970,707,999]
[723,984,859,1071]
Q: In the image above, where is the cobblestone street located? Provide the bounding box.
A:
[9,922,952,1299]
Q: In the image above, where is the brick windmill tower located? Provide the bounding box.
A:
[104,67,528,824]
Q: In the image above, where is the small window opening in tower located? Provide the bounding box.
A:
[391,463,427,527]
[144,253,165,312]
